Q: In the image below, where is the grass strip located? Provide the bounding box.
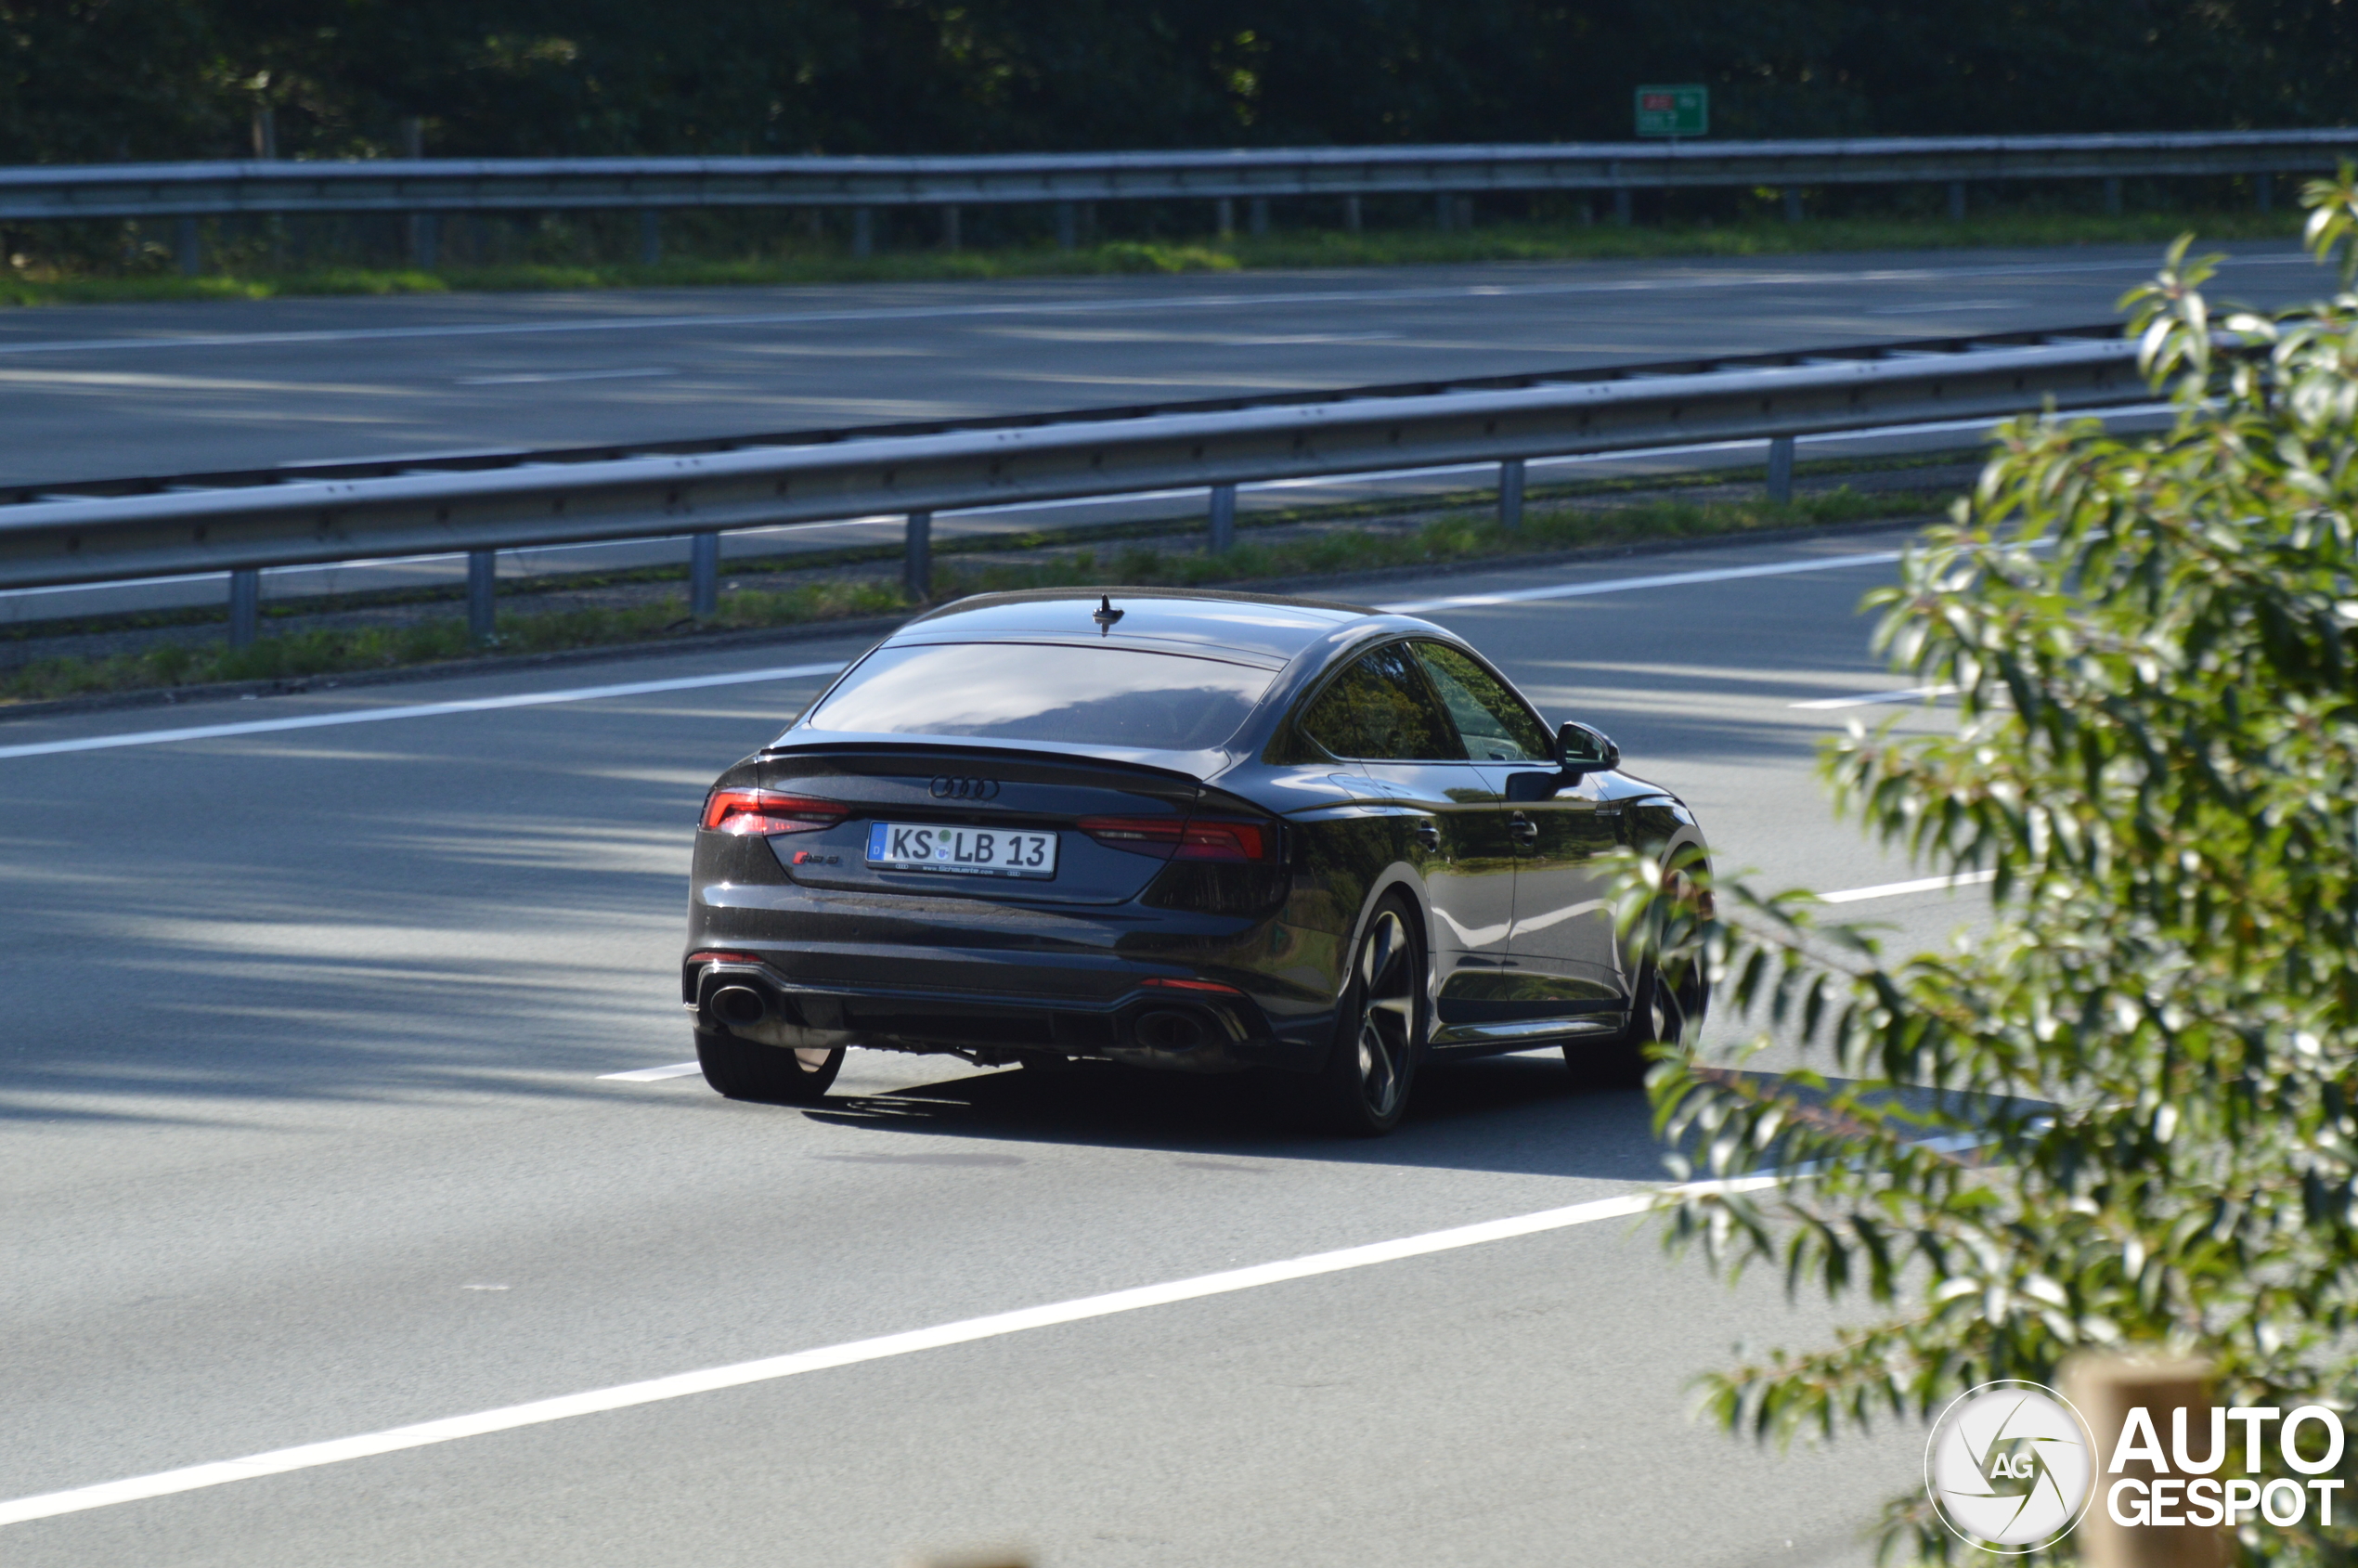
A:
[0,210,2302,306]
[0,486,1925,706]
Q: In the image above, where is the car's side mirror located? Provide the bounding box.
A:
[1556,720,1620,774]
[1504,722,1622,799]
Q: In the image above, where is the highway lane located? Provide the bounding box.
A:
[0,243,2320,487]
[0,528,2000,1566]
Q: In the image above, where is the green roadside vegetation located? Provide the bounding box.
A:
[0,209,2302,307]
[1636,176,2358,1564]
[0,484,1926,706]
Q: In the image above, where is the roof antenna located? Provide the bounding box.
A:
[1092,594,1124,635]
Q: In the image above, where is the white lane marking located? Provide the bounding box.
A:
[1819,869,1997,903]
[1864,299,2024,315]
[276,447,521,468]
[0,253,2309,358]
[456,368,675,385]
[0,1176,1770,1529]
[0,662,845,761]
[1213,330,1405,344]
[598,1061,704,1082]
[1381,548,1903,614]
[1789,682,1959,709]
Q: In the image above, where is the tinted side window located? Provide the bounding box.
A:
[1413,642,1553,762]
[1300,644,1458,760]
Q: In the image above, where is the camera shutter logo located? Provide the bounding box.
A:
[1925,1380,2098,1552]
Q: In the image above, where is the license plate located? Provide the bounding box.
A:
[865,821,1058,879]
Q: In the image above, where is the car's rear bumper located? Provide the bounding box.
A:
[683,952,1331,1074]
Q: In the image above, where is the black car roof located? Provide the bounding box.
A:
[892,588,1377,664]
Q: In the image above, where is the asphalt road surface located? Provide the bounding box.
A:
[0,243,2320,487]
[1,525,2003,1567]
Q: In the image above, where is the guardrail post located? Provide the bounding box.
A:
[904,511,932,602]
[1948,180,1967,222]
[1216,198,1234,239]
[1767,435,1795,504]
[467,550,496,644]
[2256,173,2274,213]
[690,531,719,617]
[942,204,961,251]
[1055,201,1077,250]
[1434,191,1454,231]
[2061,1353,2225,1568]
[400,117,432,269]
[2104,176,2123,216]
[227,569,260,647]
[1249,197,1269,237]
[639,210,661,266]
[1498,459,1525,531]
[851,207,874,257]
[1613,187,1633,226]
[1782,188,1802,223]
[175,216,201,278]
[1344,194,1362,233]
[1208,484,1237,554]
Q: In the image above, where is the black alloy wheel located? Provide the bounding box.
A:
[694,1029,846,1104]
[1315,898,1425,1135]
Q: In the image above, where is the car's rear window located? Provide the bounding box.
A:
[799,641,1277,751]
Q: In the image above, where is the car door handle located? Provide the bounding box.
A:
[1508,812,1537,844]
[1413,821,1442,850]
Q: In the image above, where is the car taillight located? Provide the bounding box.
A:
[1079,816,1183,857]
[1175,818,1274,862]
[1080,814,1278,862]
[700,789,846,836]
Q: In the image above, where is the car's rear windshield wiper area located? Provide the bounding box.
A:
[799,641,1277,751]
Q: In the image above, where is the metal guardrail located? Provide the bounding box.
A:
[6,131,2355,220]
[5,128,2354,266]
[0,324,2148,643]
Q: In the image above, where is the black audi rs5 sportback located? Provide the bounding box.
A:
[684,588,1709,1134]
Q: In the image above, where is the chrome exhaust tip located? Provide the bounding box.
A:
[1132,1008,1207,1052]
[709,985,769,1029]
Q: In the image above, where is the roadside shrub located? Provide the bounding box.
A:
[1631,171,2358,1562]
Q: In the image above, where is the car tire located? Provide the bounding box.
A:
[694,1028,845,1104]
[1571,954,1700,1089]
[1311,897,1427,1136]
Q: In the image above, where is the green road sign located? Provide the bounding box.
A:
[1634,84,1708,138]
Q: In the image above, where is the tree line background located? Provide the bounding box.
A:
[4,0,2353,166]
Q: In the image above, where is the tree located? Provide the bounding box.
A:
[1634,171,2358,1562]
